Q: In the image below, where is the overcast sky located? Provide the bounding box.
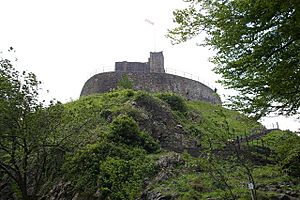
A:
[0,0,298,131]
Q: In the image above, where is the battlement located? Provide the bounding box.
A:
[115,52,164,73]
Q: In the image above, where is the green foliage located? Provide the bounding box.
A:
[63,141,157,199]
[109,114,159,153]
[117,74,133,89]
[154,155,257,200]
[157,93,187,112]
[134,91,160,106]
[60,91,300,199]
[261,130,300,177]
[59,99,108,150]
[0,50,65,199]
[185,101,262,149]
[253,165,288,185]
[99,157,137,199]
[262,130,300,160]
[62,111,159,199]
[3,70,297,200]
[99,156,153,199]
[281,147,300,177]
[160,174,205,199]
[168,0,300,118]
[109,114,140,144]
[4,44,299,200]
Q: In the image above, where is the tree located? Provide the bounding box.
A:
[168,0,300,118]
[202,107,258,200]
[0,49,64,199]
[117,74,133,89]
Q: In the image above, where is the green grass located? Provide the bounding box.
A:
[253,165,288,185]
[187,101,262,136]
[46,89,300,199]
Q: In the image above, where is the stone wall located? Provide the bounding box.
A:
[115,61,150,73]
[114,52,165,73]
[80,72,221,104]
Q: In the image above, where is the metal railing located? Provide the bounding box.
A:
[164,68,217,89]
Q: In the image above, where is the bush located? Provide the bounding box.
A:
[110,114,140,145]
[63,141,119,193]
[109,114,159,153]
[157,93,187,112]
[281,147,300,177]
[63,141,157,198]
[117,75,133,89]
[262,130,300,177]
[99,156,157,199]
[135,92,161,109]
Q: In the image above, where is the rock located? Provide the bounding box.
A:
[140,153,185,200]
[153,153,185,183]
[157,153,185,169]
[140,190,175,200]
[45,181,76,200]
[134,95,199,154]
[154,170,174,182]
[278,194,291,200]
[277,189,284,193]
[71,193,79,200]
[285,190,299,198]
[176,124,183,129]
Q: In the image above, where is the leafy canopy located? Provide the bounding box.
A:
[0,49,64,200]
[168,0,300,118]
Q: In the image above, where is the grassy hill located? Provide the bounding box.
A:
[2,89,300,200]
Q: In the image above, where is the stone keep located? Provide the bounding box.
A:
[149,52,165,73]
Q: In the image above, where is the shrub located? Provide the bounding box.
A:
[63,141,157,198]
[110,114,140,145]
[109,114,159,153]
[135,92,161,109]
[117,75,133,89]
[157,93,187,112]
[281,147,300,177]
[262,130,300,177]
[63,141,112,193]
[99,156,156,199]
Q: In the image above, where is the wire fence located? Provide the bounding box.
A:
[165,68,217,89]
[263,122,280,130]
[87,66,114,77]
[86,66,218,90]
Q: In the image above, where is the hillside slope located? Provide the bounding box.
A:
[2,89,299,200]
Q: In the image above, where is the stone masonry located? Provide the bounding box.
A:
[149,52,165,73]
[80,52,221,104]
[115,52,164,73]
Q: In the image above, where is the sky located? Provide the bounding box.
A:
[0,0,299,131]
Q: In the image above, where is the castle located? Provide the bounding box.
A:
[80,52,221,104]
